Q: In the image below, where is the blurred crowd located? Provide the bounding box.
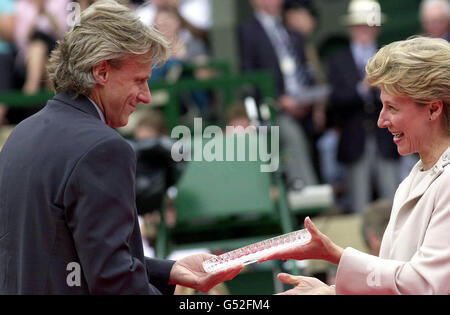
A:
[0,0,449,286]
[1,0,449,203]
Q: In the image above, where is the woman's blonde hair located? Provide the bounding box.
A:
[47,0,169,96]
[366,36,450,128]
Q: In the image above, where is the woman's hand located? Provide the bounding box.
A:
[276,273,335,295]
[169,253,243,293]
[259,217,344,265]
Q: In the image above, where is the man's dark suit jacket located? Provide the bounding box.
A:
[238,15,314,97]
[328,48,399,163]
[0,92,175,294]
[443,32,450,42]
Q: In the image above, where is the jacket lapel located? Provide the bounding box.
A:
[382,148,450,258]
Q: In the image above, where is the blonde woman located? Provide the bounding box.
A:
[262,37,450,295]
[0,0,242,294]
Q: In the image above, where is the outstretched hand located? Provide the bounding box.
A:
[169,253,243,293]
[259,217,344,265]
[276,273,335,295]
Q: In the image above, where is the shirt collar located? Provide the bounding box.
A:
[86,97,106,124]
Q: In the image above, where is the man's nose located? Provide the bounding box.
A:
[139,83,151,104]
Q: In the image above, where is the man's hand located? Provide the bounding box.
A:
[169,253,243,293]
[276,273,335,295]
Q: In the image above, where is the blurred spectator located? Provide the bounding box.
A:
[132,109,179,268]
[283,0,347,208]
[150,5,212,120]
[136,0,210,50]
[419,0,450,41]
[327,0,400,214]
[150,7,185,83]
[136,0,211,30]
[132,109,178,226]
[158,6,208,61]
[316,127,347,211]
[225,102,252,131]
[283,0,326,83]
[283,0,341,207]
[15,0,70,95]
[0,0,15,137]
[283,0,317,37]
[238,0,325,194]
[0,0,15,92]
[150,5,208,83]
[133,110,173,216]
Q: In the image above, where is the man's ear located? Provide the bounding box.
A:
[428,99,444,121]
[92,60,109,86]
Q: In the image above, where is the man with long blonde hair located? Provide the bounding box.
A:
[0,0,242,294]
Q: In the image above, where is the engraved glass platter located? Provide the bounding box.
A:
[202,229,311,273]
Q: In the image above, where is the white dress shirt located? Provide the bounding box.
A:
[87,97,106,124]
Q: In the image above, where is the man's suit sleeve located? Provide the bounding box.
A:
[63,136,169,294]
[145,257,176,295]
